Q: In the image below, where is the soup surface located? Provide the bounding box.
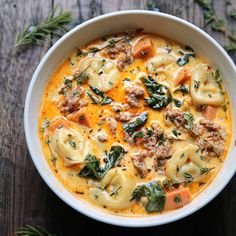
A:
[39,30,231,216]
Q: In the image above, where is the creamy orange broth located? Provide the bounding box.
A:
[39,32,232,216]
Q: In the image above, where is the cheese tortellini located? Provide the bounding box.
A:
[145,53,175,73]
[166,144,206,182]
[190,64,224,106]
[89,168,135,209]
[79,57,120,92]
[51,127,91,165]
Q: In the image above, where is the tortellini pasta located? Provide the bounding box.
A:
[79,57,120,92]
[145,53,175,73]
[166,144,206,182]
[51,127,91,165]
[190,64,224,106]
[89,168,135,209]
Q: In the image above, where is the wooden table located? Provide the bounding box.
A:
[1,0,236,235]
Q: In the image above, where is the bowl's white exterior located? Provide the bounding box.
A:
[24,10,236,227]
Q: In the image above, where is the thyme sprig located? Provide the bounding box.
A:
[15,6,73,47]
[16,225,56,236]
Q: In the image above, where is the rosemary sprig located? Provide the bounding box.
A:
[16,225,56,236]
[15,6,73,47]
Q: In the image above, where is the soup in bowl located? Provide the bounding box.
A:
[24,11,236,227]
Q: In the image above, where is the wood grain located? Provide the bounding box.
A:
[0,0,235,235]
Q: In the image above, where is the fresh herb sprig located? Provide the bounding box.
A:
[15,6,73,47]
[16,225,56,236]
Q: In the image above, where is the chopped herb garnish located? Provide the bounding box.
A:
[68,140,76,148]
[42,118,50,129]
[184,112,194,131]
[213,69,224,95]
[110,186,122,196]
[174,194,182,203]
[200,167,214,175]
[123,77,131,82]
[180,153,185,158]
[172,129,181,139]
[194,80,200,91]
[162,179,174,191]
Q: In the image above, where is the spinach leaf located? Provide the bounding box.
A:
[143,76,172,110]
[87,86,113,105]
[131,180,166,213]
[90,86,104,97]
[122,112,148,135]
[79,154,101,178]
[86,90,99,104]
[79,146,125,179]
[177,47,196,66]
[133,131,144,141]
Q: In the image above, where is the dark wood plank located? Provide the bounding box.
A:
[0,0,235,235]
[0,0,53,235]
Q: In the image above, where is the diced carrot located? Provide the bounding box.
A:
[67,108,90,127]
[201,105,217,120]
[50,116,69,132]
[174,67,191,86]
[133,36,153,59]
[165,187,191,211]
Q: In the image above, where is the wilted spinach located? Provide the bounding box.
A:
[122,112,148,135]
[86,86,112,105]
[131,180,166,213]
[177,46,196,66]
[79,146,125,179]
[142,76,172,110]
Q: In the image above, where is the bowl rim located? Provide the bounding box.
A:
[24,10,236,227]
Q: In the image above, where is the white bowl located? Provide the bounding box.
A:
[24,10,236,227]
